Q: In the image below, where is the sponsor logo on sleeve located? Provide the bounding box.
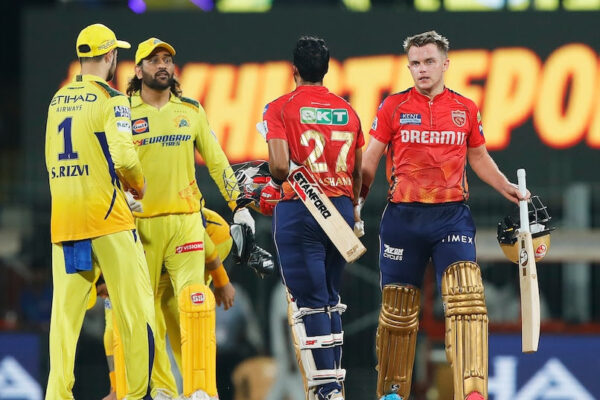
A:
[452,110,467,127]
[191,292,205,304]
[114,105,131,119]
[400,113,421,125]
[176,241,204,254]
[116,120,131,132]
[132,117,149,134]
[371,117,378,131]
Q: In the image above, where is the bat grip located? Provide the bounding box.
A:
[517,169,529,232]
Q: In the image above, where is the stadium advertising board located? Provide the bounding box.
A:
[23,10,600,187]
[0,333,42,400]
[488,334,600,399]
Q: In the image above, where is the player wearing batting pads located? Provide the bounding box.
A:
[99,207,237,400]
[260,36,363,400]
[126,38,255,400]
[45,24,156,400]
[359,31,529,400]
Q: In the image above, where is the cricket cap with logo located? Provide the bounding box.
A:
[135,38,176,65]
[76,24,131,58]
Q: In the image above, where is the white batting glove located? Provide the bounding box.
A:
[125,191,143,213]
[353,197,365,238]
[234,207,255,234]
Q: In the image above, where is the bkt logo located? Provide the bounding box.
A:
[489,356,594,400]
[0,356,42,400]
[300,107,348,125]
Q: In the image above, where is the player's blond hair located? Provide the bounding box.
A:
[403,31,450,55]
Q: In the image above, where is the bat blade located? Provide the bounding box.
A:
[287,165,366,263]
[517,168,540,353]
[517,230,540,353]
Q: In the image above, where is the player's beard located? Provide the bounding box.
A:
[142,69,174,92]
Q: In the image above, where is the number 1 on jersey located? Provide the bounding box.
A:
[58,117,79,160]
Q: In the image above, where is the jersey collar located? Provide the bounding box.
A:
[74,74,110,85]
[294,85,328,94]
[411,86,449,102]
[129,90,183,108]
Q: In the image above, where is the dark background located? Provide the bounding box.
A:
[1,3,600,399]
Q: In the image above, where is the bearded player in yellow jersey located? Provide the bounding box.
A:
[124,38,256,400]
[100,207,250,400]
[44,24,155,400]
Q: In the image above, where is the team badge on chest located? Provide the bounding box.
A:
[174,115,190,128]
[451,110,466,127]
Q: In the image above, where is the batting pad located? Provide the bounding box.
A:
[178,284,217,397]
[442,261,488,400]
[376,284,420,399]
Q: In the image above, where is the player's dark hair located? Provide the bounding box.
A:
[293,36,329,83]
[403,31,450,55]
[79,54,105,64]
[126,75,182,98]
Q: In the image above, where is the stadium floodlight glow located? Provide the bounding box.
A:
[128,0,146,14]
[190,0,215,11]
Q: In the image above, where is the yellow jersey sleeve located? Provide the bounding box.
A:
[46,75,136,243]
[194,105,238,212]
[103,95,145,194]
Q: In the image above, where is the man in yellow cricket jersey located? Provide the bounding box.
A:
[44,24,156,400]
[125,37,256,400]
[100,207,237,400]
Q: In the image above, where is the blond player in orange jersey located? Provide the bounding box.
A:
[44,24,155,400]
[358,31,529,400]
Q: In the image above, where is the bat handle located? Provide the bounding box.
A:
[517,169,529,232]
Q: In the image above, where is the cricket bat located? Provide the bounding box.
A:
[517,169,540,353]
[287,164,366,263]
[256,122,366,263]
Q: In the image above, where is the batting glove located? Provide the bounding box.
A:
[233,207,255,234]
[353,197,365,238]
[125,191,143,213]
[259,181,282,216]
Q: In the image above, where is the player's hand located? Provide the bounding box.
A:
[213,282,236,310]
[128,179,146,200]
[234,207,255,234]
[97,283,109,299]
[503,182,530,205]
[353,197,365,238]
[259,181,282,216]
[125,191,143,213]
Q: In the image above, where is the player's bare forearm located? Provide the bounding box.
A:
[360,137,387,197]
[467,145,527,204]
[213,282,235,310]
[268,138,290,181]
[352,148,363,202]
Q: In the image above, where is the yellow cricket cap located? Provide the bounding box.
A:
[135,38,176,65]
[76,24,131,58]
